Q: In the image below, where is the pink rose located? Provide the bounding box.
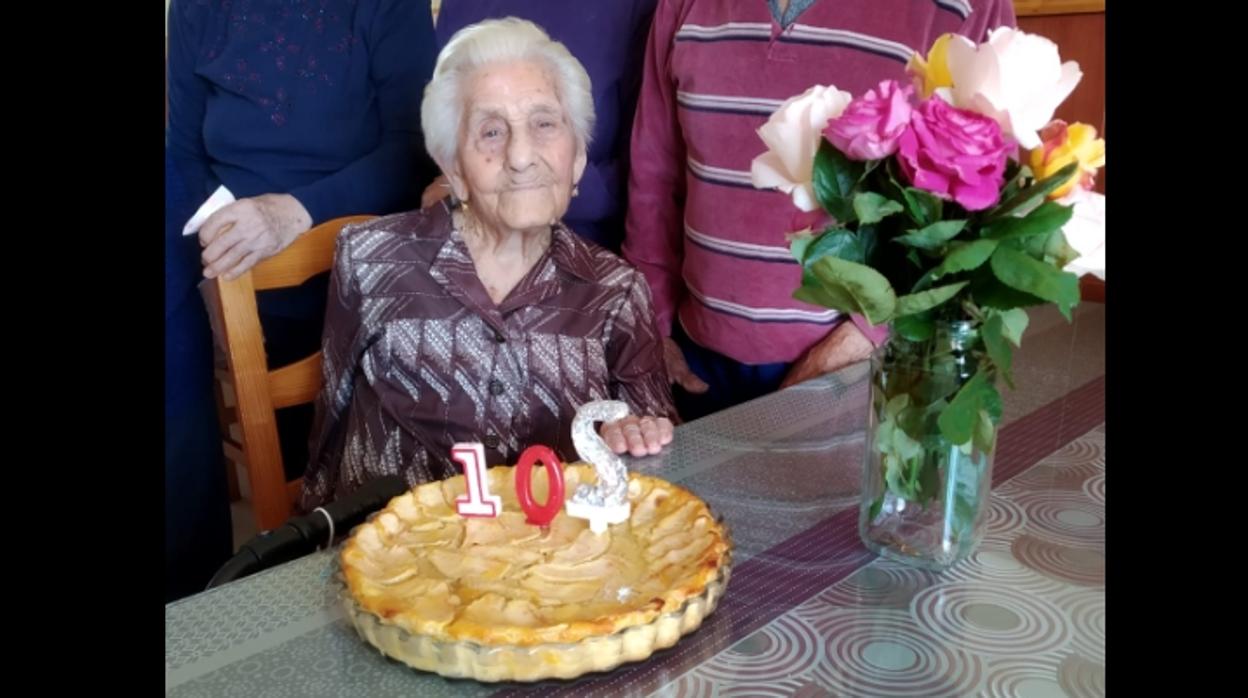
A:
[823,80,914,161]
[897,95,1013,211]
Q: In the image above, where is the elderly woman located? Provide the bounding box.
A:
[300,18,676,510]
[427,0,659,252]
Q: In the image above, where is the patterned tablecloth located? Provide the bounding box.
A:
[166,366,1105,697]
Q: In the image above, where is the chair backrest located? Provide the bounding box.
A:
[203,215,374,531]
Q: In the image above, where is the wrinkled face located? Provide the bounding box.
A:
[446,59,586,233]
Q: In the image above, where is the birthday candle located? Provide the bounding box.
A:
[565,400,632,534]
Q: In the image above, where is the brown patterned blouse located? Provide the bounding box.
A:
[299,202,675,511]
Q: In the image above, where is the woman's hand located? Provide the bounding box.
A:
[600,415,674,457]
[200,194,313,280]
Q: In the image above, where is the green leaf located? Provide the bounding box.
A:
[894,312,935,342]
[983,201,1074,242]
[894,220,968,250]
[911,267,940,293]
[999,163,1032,204]
[969,267,1049,310]
[794,281,858,314]
[815,141,861,198]
[895,281,969,316]
[893,422,924,462]
[803,227,870,266]
[1049,232,1081,270]
[973,409,996,454]
[952,491,978,537]
[917,459,941,505]
[853,192,905,225]
[885,393,911,419]
[857,225,879,265]
[1022,228,1080,270]
[902,187,944,227]
[874,418,894,453]
[982,384,1004,422]
[982,313,1015,388]
[999,308,1029,346]
[809,256,898,324]
[939,373,985,446]
[906,453,924,490]
[937,370,1000,445]
[875,412,923,498]
[989,246,1081,320]
[868,494,884,522]
[984,162,1079,222]
[920,396,957,431]
[880,159,908,199]
[934,239,999,279]
[884,454,908,497]
[813,141,862,222]
[789,235,813,263]
[896,405,927,441]
[883,159,942,226]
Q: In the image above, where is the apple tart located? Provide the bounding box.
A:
[338,463,732,682]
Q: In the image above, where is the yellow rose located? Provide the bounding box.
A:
[906,34,955,98]
[1028,120,1106,199]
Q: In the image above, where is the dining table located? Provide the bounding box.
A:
[166,314,1105,697]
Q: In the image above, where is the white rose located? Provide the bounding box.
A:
[1061,190,1105,280]
[944,27,1082,150]
[750,85,853,211]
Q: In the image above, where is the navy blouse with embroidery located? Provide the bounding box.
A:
[167,0,439,223]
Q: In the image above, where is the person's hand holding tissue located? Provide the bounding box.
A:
[199,194,313,280]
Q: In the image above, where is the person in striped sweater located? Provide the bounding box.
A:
[624,0,1016,421]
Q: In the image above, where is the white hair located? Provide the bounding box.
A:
[421,17,595,169]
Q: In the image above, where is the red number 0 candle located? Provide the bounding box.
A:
[514,445,565,527]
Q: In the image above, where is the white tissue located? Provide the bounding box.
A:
[182,185,235,237]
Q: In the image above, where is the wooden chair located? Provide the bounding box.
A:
[203,215,375,532]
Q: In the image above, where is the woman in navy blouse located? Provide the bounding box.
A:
[165,0,438,600]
